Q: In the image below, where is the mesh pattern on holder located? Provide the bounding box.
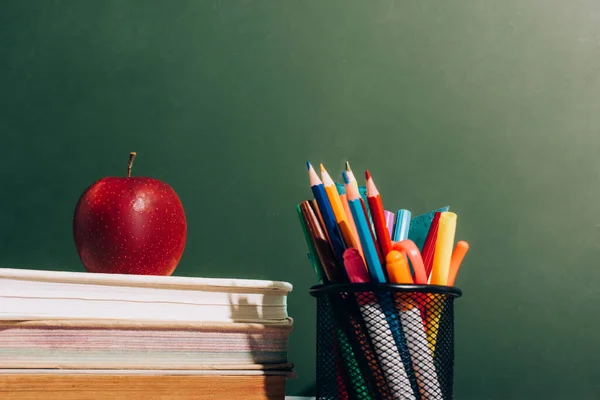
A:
[311,284,461,400]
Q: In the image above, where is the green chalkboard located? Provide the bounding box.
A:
[2,1,600,398]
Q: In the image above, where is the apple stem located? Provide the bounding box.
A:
[127,152,137,178]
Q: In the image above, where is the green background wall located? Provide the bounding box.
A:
[2,1,600,398]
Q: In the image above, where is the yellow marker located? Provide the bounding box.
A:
[429,212,457,286]
[320,164,360,251]
[426,212,457,356]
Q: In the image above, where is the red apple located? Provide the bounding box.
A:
[73,152,187,275]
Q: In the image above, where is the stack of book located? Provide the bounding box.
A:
[0,268,294,399]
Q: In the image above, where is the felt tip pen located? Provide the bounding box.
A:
[447,240,469,286]
[392,209,411,242]
[429,212,457,286]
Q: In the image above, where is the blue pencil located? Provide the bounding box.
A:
[307,162,347,268]
[342,171,386,283]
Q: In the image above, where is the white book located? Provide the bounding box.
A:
[0,268,293,324]
[0,369,296,377]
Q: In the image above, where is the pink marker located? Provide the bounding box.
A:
[384,211,395,237]
[343,248,370,283]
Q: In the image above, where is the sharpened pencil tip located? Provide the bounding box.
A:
[342,171,350,184]
[365,170,371,180]
[345,161,351,171]
[319,163,325,172]
[306,161,311,170]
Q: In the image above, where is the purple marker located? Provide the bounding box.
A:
[384,210,395,237]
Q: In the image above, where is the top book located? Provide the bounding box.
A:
[0,268,293,324]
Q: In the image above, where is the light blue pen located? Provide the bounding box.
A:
[392,209,412,242]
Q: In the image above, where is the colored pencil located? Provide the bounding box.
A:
[320,164,360,250]
[296,203,326,283]
[365,170,393,258]
[343,165,383,264]
[307,162,346,266]
[340,193,363,258]
[308,173,380,397]
[311,200,330,243]
[343,171,386,283]
[344,161,357,185]
[361,197,384,265]
[346,161,375,224]
[299,201,347,283]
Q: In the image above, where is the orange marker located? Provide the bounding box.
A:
[447,241,469,286]
[392,240,427,285]
[365,170,393,258]
[385,250,413,284]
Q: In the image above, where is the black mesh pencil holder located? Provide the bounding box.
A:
[310,283,462,400]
